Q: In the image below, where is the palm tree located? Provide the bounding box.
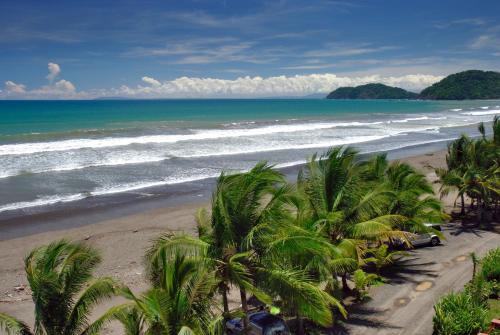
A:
[434,117,500,222]
[195,162,350,333]
[256,264,345,335]
[0,240,118,335]
[382,161,448,229]
[249,190,349,334]
[363,244,407,275]
[298,147,410,290]
[299,147,410,243]
[352,269,378,301]
[195,162,288,328]
[90,234,223,335]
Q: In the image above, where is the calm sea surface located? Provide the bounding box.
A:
[0,99,498,215]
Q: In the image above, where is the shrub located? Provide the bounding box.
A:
[432,291,488,335]
[464,276,495,302]
[480,248,500,282]
[353,269,378,301]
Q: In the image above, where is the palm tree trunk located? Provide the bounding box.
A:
[296,311,305,335]
[460,193,465,215]
[341,274,350,293]
[221,286,229,319]
[240,288,249,333]
[477,198,483,224]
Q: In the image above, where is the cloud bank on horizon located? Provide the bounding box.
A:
[1,63,444,99]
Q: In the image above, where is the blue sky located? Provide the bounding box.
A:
[1,0,499,98]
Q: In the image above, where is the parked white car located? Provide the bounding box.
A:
[409,223,442,247]
[392,223,442,248]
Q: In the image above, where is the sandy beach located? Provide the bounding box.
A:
[0,148,454,331]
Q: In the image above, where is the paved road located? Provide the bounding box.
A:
[338,223,500,335]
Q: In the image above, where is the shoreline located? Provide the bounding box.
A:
[0,144,453,331]
[0,138,453,241]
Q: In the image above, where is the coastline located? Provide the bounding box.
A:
[0,137,454,241]
[0,144,453,330]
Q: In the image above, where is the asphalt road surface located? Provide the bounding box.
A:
[338,223,500,335]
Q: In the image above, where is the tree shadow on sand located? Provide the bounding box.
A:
[447,223,485,237]
[331,305,402,334]
[380,257,438,284]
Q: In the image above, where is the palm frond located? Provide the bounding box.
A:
[0,313,33,335]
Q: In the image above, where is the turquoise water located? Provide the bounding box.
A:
[0,99,489,137]
[0,99,498,215]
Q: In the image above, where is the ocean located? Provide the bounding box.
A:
[0,99,499,218]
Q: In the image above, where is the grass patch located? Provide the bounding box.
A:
[487,299,500,322]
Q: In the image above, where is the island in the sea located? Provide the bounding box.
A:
[326,83,418,99]
[419,70,500,100]
[326,70,500,100]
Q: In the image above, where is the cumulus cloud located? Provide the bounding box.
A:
[46,62,61,82]
[103,73,443,98]
[142,76,161,87]
[32,79,76,96]
[5,81,26,94]
[1,62,444,99]
[1,63,80,99]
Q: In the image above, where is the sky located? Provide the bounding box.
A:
[0,0,499,99]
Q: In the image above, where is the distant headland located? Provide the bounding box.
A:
[326,70,500,100]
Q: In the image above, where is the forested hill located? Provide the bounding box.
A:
[326,83,419,99]
[419,70,500,100]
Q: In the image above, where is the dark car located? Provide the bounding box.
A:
[226,311,290,335]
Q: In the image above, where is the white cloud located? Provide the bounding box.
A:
[142,76,161,87]
[47,62,61,82]
[125,39,264,64]
[2,63,80,99]
[5,80,26,94]
[1,64,445,99]
[434,17,486,29]
[304,45,398,58]
[102,73,443,98]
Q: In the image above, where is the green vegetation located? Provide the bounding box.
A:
[420,70,500,100]
[1,146,451,334]
[433,291,489,335]
[0,240,118,335]
[435,116,500,223]
[431,117,499,335]
[325,70,500,100]
[481,248,500,283]
[352,269,379,301]
[487,299,500,325]
[363,244,407,275]
[326,83,418,99]
[433,247,500,335]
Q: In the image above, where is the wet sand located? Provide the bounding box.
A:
[0,148,453,333]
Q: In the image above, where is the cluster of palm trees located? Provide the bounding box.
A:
[1,146,447,335]
[435,116,499,223]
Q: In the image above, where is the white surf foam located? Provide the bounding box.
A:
[460,110,500,116]
[179,135,392,158]
[0,173,220,213]
[0,155,169,179]
[274,160,307,169]
[0,121,383,156]
[390,116,446,123]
